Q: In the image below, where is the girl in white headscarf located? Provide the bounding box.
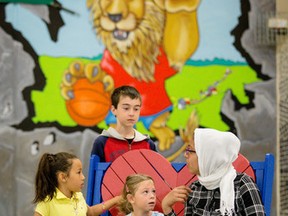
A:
[162,128,265,216]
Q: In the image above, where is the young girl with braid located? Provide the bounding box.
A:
[33,152,121,216]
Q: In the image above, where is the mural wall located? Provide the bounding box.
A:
[0,0,276,215]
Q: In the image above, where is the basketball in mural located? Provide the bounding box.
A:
[66,79,110,126]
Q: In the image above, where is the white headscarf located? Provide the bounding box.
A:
[194,128,240,215]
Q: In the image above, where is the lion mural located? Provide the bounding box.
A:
[61,0,201,151]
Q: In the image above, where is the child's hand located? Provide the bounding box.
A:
[161,185,192,214]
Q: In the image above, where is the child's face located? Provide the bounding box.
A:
[65,159,85,195]
[128,179,156,213]
[112,95,141,128]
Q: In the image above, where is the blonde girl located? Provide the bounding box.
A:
[118,174,164,216]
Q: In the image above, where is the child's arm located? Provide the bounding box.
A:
[87,195,122,216]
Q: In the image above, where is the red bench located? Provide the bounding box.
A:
[86,149,274,216]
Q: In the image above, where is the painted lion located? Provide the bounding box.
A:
[61,0,201,152]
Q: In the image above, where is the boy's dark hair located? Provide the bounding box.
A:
[111,85,142,108]
[33,152,77,203]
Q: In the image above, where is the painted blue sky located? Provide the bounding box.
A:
[5,0,245,62]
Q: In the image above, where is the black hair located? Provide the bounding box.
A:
[33,152,77,203]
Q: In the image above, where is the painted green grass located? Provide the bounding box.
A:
[166,65,260,130]
[32,56,261,135]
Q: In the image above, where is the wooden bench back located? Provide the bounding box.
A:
[86,149,274,216]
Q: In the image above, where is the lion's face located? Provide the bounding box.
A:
[87,0,165,82]
[98,0,145,39]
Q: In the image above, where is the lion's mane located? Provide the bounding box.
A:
[88,0,165,82]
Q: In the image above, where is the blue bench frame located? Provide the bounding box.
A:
[250,153,275,215]
[86,153,274,216]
